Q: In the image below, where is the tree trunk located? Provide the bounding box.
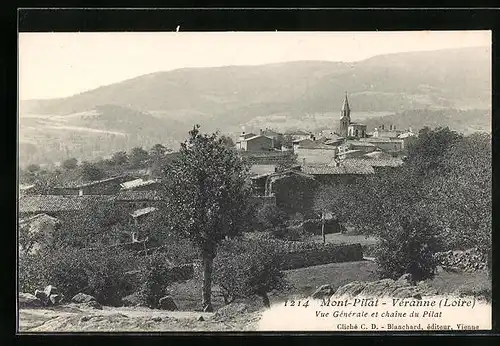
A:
[321,212,326,245]
[201,251,214,312]
[260,292,270,308]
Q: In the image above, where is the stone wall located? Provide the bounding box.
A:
[434,248,487,272]
[278,243,363,270]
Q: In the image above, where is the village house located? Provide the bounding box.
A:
[301,160,375,185]
[360,137,404,154]
[259,128,284,149]
[293,140,339,166]
[372,124,404,139]
[284,129,313,141]
[115,190,165,214]
[51,175,134,196]
[236,133,274,152]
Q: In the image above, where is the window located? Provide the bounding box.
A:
[355,129,359,137]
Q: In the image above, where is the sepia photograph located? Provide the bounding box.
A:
[17,29,492,332]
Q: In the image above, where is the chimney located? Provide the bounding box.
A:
[260,129,263,135]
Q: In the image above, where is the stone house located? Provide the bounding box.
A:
[237,134,274,152]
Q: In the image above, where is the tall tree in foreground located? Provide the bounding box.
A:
[164,125,252,311]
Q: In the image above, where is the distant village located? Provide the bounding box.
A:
[18,92,417,252]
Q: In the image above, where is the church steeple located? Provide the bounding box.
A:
[338,91,351,137]
[340,91,350,116]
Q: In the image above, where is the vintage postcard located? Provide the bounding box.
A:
[17,30,492,332]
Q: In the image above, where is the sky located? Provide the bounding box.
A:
[19,30,491,100]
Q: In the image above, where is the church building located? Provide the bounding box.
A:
[338,92,367,138]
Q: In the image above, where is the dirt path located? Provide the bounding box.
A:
[18,304,262,332]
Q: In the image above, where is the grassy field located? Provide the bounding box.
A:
[167,260,491,312]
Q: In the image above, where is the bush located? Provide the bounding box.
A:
[271,224,309,241]
[136,252,175,308]
[19,246,136,306]
[375,216,442,281]
[254,204,288,232]
[214,240,288,307]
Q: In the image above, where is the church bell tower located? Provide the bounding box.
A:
[339,91,351,137]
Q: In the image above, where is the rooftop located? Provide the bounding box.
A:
[285,129,311,136]
[242,134,273,142]
[19,195,116,214]
[346,140,376,147]
[130,207,157,218]
[249,164,276,176]
[19,213,59,226]
[19,184,35,191]
[54,175,129,189]
[116,190,164,201]
[302,162,374,175]
[344,158,404,168]
[120,178,159,190]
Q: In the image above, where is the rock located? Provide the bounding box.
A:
[44,285,58,297]
[34,290,49,306]
[198,316,205,321]
[122,292,142,307]
[392,286,420,298]
[19,293,43,308]
[151,316,162,322]
[214,303,249,319]
[72,293,96,304]
[80,315,91,322]
[334,281,367,297]
[49,294,64,305]
[311,284,335,299]
[396,273,414,286]
[359,279,395,297]
[81,300,102,310]
[158,296,178,311]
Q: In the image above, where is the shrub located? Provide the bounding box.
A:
[18,246,136,306]
[136,252,174,308]
[254,204,288,232]
[214,240,288,307]
[374,216,442,281]
[271,224,309,242]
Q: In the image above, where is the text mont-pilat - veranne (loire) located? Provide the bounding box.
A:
[319,297,474,308]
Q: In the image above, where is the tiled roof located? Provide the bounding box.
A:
[296,140,337,150]
[120,179,159,190]
[285,130,311,136]
[19,184,35,191]
[362,137,403,143]
[243,135,273,142]
[347,140,376,147]
[19,195,115,214]
[130,207,157,218]
[19,213,59,225]
[344,158,404,168]
[302,162,374,175]
[54,175,128,189]
[250,164,276,176]
[116,190,164,201]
